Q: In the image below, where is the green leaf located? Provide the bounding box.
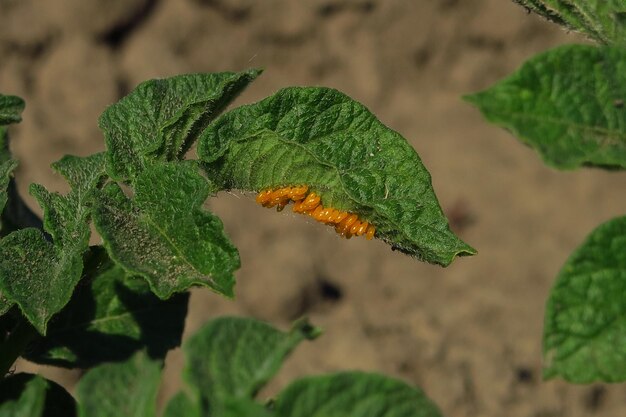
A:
[0,94,24,126]
[544,215,626,383]
[100,69,261,182]
[162,393,200,417]
[93,161,239,299]
[25,247,188,368]
[76,352,161,417]
[465,44,626,170]
[0,373,76,417]
[512,0,626,45]
[0,127,18,236]
[183,317,320,414]
[274,372,442,417]
[0,154,106,333]
[198,87,474,266]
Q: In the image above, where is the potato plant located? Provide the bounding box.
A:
[466,1,626,383]
[0,69,474,416]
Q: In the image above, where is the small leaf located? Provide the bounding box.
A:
[183,317,320,414]
[512,0,626,45]
[100,69,261,182]
[544,215,626,383]
[25,247,188,368]
[465,44,626,170]
[0,373,76,417]
[198,87,474,266]
[274,372,442,417]
[0,94,25,126]
[76,352,161,417]
[93,161,239,299]
[0,154,106,333]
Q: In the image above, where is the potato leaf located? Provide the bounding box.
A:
[100,69,261,182]
[274,372,442,417]
[198,87,475,266]
[544,216,626,383]
[25,247,188,368]
[0,154,105,334]
[0,373,76,417]
[0,94,24,125]
[92,161,239,299]
[465,45,626,170]
[183,317,320,415]
[76,352,161,417]
[512,0,626,45]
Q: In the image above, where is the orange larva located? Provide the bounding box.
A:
[256,186,376,240]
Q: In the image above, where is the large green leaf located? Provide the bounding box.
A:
[274,372,442,417]
[183,317,320,415]
[25,247,188,368]
[0,373,76,417]
[0,95,24,126]
[0,154,105,333]
[512,0,626,45]
[198,87,474,266]
[544,216,626,383]
[93,161,239,299]
[465,44,626,170]
[100,69,261,182]
[76,352,161,417]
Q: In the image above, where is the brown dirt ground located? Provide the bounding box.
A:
[3,0,626,416]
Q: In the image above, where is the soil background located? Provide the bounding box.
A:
[3,1,626,416]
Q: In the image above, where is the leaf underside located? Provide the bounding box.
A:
[544,216,626,383]
[199,87,475,266]
[465,44,626,170]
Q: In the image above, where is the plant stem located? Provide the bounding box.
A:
[0,319,38,377]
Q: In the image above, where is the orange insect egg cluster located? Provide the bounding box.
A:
[255,186,376,240]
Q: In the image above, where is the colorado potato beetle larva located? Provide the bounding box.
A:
[256,186,375,240]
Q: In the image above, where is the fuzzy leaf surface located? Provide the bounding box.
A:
[0,154,105,333]
[100,69,261,182]
[76,352,160,417]
[0,94,24,125]
[544,216,626,383]
[25,247,188,368]
[274,372,442,417]
[199,87,474,266]
[184,317,320,414]
[512,0,626,45]
[465,45,626,170]
[0,373,76,417]
[93,161,239,299]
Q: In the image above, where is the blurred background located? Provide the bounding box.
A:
[2,0,626,416]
